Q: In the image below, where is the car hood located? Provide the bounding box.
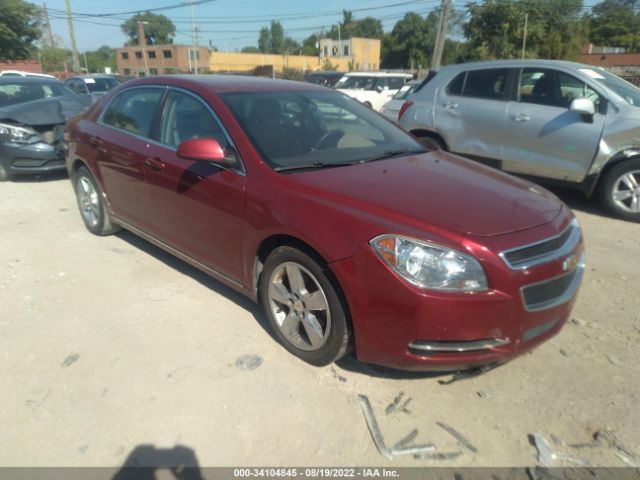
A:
[0,94,100,126]
[287,151,563,237]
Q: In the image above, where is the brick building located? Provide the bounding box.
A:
[115,25,209,76]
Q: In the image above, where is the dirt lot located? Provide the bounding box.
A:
[0,173,639,469]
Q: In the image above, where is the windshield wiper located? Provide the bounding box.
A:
[359,148,427,164]
[274,161,359,173]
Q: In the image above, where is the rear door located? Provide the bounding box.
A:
[144,89,246,282]
[95,87,164,229]
[500,68,606,182]
[435,68,511,162]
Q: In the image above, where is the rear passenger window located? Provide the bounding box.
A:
[159,91,227,149]
[462,69,508,100]
[102,88,163,137]
[447,73,465,95]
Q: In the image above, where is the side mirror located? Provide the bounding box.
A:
[569,98,595,117]
[177,138,238,168]
[376,85,383,93]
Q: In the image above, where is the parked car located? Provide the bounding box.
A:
[304,71,345,88]
[0,70,57,79]
[380,80,420,121]
[64,74,120,94]
[399,59,640,221]
[65,75,584,371]
[335,72,413,111]
[0,77,98,181]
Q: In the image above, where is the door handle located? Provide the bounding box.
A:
[444,101,459,110]
[144,157,165,171]
[89,136,103,146]
[513,113,531,122]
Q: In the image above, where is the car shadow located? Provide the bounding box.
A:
[112,444,205,480]
[10,171,68,183]
[114,230,274,343]
[336,355,446,380]
[544,185,608,217]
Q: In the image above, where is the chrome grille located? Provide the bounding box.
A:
[500,219,581,270]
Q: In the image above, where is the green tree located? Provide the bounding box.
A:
[40,46,71,72]
[256,21,300,54]
[327,11,384,40]
[241,46,260,53]
[82,45,117,73]
[0,0,42,60]
[301,34,319,56]
[121,12,175,46]
[464,0,586,60]
[589,0,640,52]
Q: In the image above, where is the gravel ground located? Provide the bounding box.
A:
[0,173,638,469]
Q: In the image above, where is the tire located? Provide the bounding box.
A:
[598,158,640,222]
[415,134,445,151]
[0,162,12,182]
[259,246,351,366]
[72,166,120,235]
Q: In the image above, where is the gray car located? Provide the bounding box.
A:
[399,59,640,221]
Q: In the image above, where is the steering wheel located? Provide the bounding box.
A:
[313,129,345,150]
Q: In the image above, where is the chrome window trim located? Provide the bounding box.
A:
[163,86,246,175]
[499,219,582,270]
[519,252,585,312]
[96,84,246,176]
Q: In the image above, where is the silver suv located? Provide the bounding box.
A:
[399,60,640,221]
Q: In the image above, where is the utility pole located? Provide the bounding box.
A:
[43,3,55,47]
[190,0,198,74]
[521,12,528,59]
[64,0,81,72]
[431,0,452,69]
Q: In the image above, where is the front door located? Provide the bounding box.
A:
[500,68,606,182]
[144,89,246,282]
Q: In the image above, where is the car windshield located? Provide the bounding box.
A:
[220,90,425,171]
[0,81,74,107]
[579,68,640,107]
[335,76,377,90]
[84,77,119,92]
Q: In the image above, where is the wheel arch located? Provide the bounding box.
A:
[589,150,640,196]
[409,128,448,150]
[252,234,354,343]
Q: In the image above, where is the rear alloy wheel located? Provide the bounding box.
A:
[599,159,640,222]
[259,246,350,366]
[72,166,120,235]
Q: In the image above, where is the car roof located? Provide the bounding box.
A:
[123,74,329,93]
[344,72,413,77]
[438,59,602,72]
[0,76,62,84]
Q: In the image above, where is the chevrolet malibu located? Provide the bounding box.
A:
[65,76,585,371]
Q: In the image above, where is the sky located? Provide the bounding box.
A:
[44,0,601,53]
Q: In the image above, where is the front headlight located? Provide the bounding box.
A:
[370,235,488,292]
[0,122,42,144]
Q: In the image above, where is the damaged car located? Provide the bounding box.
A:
[0,77,99,181]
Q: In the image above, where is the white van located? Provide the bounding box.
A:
[335,72,414,111]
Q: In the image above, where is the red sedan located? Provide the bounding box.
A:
[65,75,585,371]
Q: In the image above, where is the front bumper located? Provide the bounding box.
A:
[330,216,584,371]
[0,140,67,177]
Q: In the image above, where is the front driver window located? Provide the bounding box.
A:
[159,91,228,149]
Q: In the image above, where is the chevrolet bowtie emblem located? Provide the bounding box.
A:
[562,255,578,272]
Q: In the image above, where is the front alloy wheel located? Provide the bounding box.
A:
[259,246,351,366]
[600,158,640,222]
